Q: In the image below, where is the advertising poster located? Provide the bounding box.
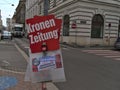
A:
[32,53,62,72]
[25,15,66,83]
[26,49,66,83]
[26,15,62,53]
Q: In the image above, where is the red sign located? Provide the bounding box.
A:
[26,15,62,53]
[71,21,76,29]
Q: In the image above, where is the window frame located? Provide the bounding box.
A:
[63,15,70,36]
[91,14,104,38]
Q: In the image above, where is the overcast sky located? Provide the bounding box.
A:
[0,0,19,26]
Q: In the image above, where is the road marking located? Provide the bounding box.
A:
[0,67,24,74]
[114,58,120,60]
[105,56,120,58]
[62,47,69,50]
[96,53,120,56]
[2,60,10,65]
[14,44,29,62]
[82,50,111,52]
[82,49,120,61]
[24,46,29,49]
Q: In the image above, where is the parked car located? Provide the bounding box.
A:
[0,33,1,40]
[1,31,12,40]
[114,37,120,50]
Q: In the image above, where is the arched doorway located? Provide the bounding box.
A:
[91,14,104,38]
[63,15,70,36]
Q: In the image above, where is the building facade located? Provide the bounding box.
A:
[49,0,120,46]
[0,10,2,32]
[15,0,26,24]
[14,0,26,34]
[26,0,120,46]
[6,18,12,31]
[26,0,39,19]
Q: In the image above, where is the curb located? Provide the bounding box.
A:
[60,43,115,50]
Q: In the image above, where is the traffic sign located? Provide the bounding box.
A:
[71,21,77,29]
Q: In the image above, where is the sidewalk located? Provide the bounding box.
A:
[0,68,58,90]
[61,42,115,50]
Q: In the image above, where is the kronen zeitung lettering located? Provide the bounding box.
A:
[27,19,59,44]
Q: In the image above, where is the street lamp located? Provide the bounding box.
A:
[11,4,14,6]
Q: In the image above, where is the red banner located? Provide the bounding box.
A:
[26,15,62,53]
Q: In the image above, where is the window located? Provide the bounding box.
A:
[53,0,56,7]
[91,14,104,38]
[118,20,120,37]
[63,15,70,36]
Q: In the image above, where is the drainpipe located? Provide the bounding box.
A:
[44,0,49,16]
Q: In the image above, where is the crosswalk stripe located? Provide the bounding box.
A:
[82,50,111,52]
[82,49,120,61]
[83,50,120,54]
[114,58,120,60]
[96,53,120,55]
[95,53,119,55]
[105,56,120,58]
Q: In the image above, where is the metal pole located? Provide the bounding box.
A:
[41,0,49,90]
[108,26,111,46]
[42,0,50,89]
[41,42,48,90]
[75,28,77,46]
[108,23,111,46]
[42,82,47,90]
[44,0,49,16]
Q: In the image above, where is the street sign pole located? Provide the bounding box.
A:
[42,83,47,90]
[41,42,48,90]
[44,0,49,16]
[71,21,77,46]
[108,23,111,46]
[42,0,49,89]
[75,27,77,46]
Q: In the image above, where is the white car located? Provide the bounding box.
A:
[1,31,12,40]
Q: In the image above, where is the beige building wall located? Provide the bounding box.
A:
[0,10,2,31]
[49,0,120,46]
[25,0,120,46]
[26,0,39,19]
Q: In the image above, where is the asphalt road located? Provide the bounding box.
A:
[0,39,27,72]
[13,38,120,90]
[55,46,120,90]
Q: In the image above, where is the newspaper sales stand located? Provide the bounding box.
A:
[25,15,66,90]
